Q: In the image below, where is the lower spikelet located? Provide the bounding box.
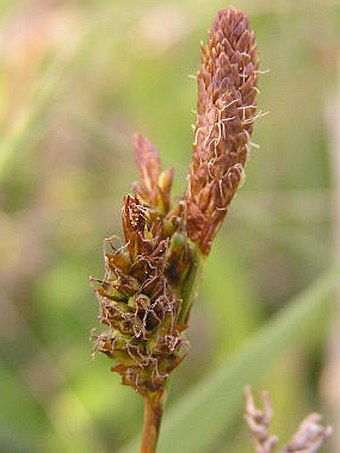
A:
[91,188,192,394]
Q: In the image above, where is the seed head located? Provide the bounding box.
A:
[91,140,192,395]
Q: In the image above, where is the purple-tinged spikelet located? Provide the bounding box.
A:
[186,8,259,255]
[245,387,332,452]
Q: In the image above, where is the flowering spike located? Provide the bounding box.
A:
[245,387,332,453]
[186,8,259,255]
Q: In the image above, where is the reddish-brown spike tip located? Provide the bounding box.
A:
[133,134,173,213]
[133,134,160,194]
[186,8,259,255]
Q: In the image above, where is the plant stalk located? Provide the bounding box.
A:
[140,390,165,453]
[179,243,206,324]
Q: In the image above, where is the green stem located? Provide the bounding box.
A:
[179,244,206,324]
[140,390,165,453]
[139,244,204,452]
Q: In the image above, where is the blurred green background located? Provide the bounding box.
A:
[0,0,339,451]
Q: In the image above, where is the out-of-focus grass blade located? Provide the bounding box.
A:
[236,202,328,268]
[0,51,71,180]
[0,4,130,181]
[202,238,261,360]
[121,266,338,453]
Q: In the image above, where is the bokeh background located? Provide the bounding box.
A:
[0,0,340,451]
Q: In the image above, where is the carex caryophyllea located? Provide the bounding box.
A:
[91,7,259,452]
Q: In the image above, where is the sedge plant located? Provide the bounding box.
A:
[90,7,332,453]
